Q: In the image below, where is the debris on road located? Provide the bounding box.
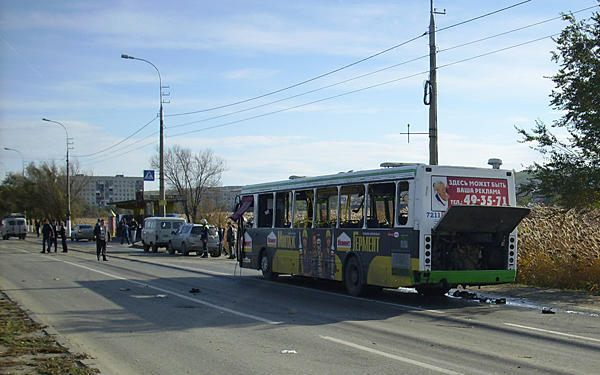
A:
[281,349,297,354]
[119,288,130,291]
[541,307,555,314]
[155,294,167,298]
[189,288,201,294]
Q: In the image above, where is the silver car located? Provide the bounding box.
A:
[167,223,220,256]
[71,224,94,241]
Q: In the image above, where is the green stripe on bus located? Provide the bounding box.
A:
[413,270,516,285]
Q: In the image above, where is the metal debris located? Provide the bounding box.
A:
[541,307,555,314]
[281,349,297,354]
[189,288,201,294]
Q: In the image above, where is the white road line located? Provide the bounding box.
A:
[504,323,600,343]
[320,335,463,375]
[104,253,445,315]
[56,258,282,325]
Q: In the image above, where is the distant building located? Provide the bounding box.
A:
[73,174,143,207]
[201,186,242,211]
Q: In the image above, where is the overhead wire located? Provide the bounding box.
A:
[165,0,533,118]
[70,0,536,163]
[74,115,158,158]
[166,4,599,132]
[165,32,560,139]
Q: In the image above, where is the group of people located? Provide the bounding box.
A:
[117,218,139,245]
[40,219,68,253]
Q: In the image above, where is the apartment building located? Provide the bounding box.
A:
[74,174,143,207]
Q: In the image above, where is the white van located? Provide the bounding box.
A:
[1,216,27,240]
[141,217,186,252]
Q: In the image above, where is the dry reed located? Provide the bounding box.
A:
[517,206,600,294]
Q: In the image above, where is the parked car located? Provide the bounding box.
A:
[2,216,27,240]
[167,223,220,256]
[71,224,95,241]
[141,217,186,253]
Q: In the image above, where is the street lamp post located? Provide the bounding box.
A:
[3,147,24,175]
[42,118,71,237]
[121,54,166,217]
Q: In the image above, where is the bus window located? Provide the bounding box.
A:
[275,192,292,228]
[397,181,409,226]
[339,185,364,228]
[294,190,313,228]
[316,187,338,228]
[258,193,273,228]
[367,182,395,228]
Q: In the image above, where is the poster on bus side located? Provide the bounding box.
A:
[431,176,509,211]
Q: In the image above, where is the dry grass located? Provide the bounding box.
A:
[0,292,99,374]
[517,206,600,294]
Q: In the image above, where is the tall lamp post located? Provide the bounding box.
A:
[121,54,166,217]
[3,147,24,175]
[42,118,71,236]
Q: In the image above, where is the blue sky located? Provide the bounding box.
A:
[1,0,598,189]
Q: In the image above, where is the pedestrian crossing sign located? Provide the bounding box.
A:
[143,170,155,181]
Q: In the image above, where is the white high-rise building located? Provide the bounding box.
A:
[73,174,143,207]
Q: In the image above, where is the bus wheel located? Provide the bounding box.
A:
[260,251,278,280]
[344,256,365,296]
[151,243,158,253]
[143,242,150,252]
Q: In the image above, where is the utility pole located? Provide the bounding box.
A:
[427,0,444,165]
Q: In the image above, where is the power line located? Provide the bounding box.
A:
[165,0,532,118]
[167,5,598,132]
[78,137,157,167]
[74,115,158,158]
[165,32,559,139]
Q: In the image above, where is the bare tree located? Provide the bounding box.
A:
[152,146,226,222]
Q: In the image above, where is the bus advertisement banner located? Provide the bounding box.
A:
[431,176,509,211]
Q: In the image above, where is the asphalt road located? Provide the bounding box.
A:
[1,237,599,375]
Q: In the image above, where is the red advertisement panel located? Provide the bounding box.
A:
[431,176,509,211]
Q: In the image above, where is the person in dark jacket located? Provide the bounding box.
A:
[226,222,237,259]
[41,219,52,253]
[199,219,209,258]
[59,222,68,253]
[51,220,58,253]
[94,219,110,261]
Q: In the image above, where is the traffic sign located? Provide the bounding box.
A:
[143,170,155,181]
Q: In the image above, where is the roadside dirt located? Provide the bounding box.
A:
[462,284,600,315]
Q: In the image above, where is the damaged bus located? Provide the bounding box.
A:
[230,163,530,296]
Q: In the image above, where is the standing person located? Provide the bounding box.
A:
[51,220,58,253]
[129,219,138,245]
[120,218,130,245]
[94,219,110,261]
[59,222,68,253]
[199,219,209,258]
[217,226,223,255]
[93,219,101,258]
[35,220,40,237]
[41,219,52,253]
[226,222,237,259]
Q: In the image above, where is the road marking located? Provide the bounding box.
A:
[504,323,600,343]
[320,335,462,375]
[95,251,444,315]
[55,258,282,325]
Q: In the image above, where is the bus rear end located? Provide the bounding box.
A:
[412,165,529,295]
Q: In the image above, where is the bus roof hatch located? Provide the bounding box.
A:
[433,206,530,234]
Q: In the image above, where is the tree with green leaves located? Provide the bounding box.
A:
[517,11,600,208]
